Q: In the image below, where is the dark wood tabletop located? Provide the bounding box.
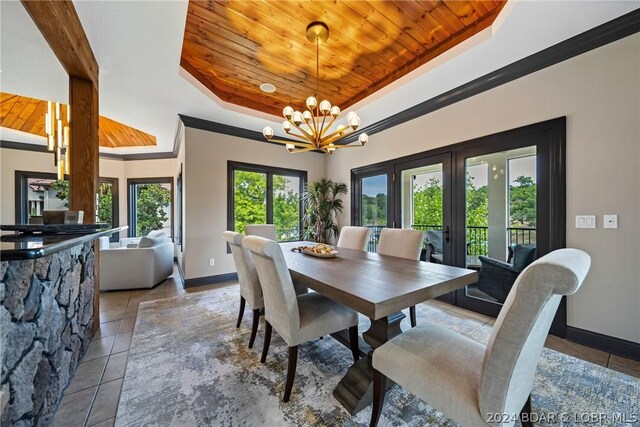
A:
[281,241,478,320]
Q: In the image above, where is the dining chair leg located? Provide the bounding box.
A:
[261,321,272,363]
[248,308,261,349]
[519,394,533,427]
[409,305,417,328]
[236,296,246,328]
[348,326,360,362]
[283,345,298,402]
[370,369,387,427]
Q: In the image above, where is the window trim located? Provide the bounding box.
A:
[227,161,307,242]
[14,170,120,242]
[127,177,174,239]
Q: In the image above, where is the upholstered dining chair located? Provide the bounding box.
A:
[242,235,360,402]
[337,226,372,251]
[244,224,278,240]
[369,248,591,427]
[376,228,426,327]
[223,231,264,349]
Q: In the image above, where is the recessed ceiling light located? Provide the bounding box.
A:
[260,83,276,93]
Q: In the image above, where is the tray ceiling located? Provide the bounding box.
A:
[1,92,156,149]
[180,0,507,117]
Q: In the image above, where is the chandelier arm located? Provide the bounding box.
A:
[286,131,311,141]
[307,106,318,136]
[290,146,318,153]
[321,126,355,143]
[290,122,318,144]
[320,116,338,137]
[267,138,314,149]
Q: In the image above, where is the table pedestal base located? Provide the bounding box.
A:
[333,311,405,415]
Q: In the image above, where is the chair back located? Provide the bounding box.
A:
[245,224,278,241]
[478,248,590,421]
[426,230,443,254]
[337,226,372,251]
[377,228,425,260]
[242,235,300,343]
[222,231,263,309]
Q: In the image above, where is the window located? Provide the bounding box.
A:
[227,161,306,241]
[127,178,173,238]
[15,171,120,241]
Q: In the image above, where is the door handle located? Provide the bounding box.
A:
[444,226,450,243]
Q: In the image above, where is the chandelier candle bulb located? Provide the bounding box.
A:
[306,96,317,110]
[263,126,274,140]
[292,111,303,125]
[319,100,331,114]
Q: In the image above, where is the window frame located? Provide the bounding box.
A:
[227,161,307,242]
[14,170,120,242]
[127,177,174,239]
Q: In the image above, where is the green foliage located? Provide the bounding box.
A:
[233,172,301,240]
[273,175,300,240]
[135,184,171,236]
[51,180,70,208]
[465,174,488,227]
[97,183,113,226]
[361,193,387,225]
[233,171,267,234]
[413,177,443,226]
[509,175,536,226]
[302,178,348,243]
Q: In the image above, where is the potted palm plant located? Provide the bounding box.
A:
[302,178,348,243]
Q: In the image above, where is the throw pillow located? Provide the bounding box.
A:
[138,235,166,248]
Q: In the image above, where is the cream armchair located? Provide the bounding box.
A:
[100,236,174,290]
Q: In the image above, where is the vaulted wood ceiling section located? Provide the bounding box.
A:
[0,92,156,148]
[181,0,507,117]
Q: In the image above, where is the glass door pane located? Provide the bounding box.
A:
[400,163,445,263]
[360,174,388,252]
[463,146,537,304]
[233,170,267,234]
[273,174,301,241]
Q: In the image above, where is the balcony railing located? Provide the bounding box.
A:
[362,224,536,255]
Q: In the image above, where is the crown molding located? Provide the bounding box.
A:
[338,8,640,144]
[0,140,178,161]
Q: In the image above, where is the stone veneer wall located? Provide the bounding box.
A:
[1,242,95,426]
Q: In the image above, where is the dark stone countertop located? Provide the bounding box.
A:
[0,226,127,261]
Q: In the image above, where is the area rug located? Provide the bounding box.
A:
[116,287,639,426]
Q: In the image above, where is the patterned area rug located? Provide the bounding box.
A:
[116,287,639,426]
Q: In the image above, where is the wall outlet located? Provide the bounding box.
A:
[209,258,215,266]
[603,214,618,229]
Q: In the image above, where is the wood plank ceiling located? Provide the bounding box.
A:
[0,92,156,148]
[181,0,507,117]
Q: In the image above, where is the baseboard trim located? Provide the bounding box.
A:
[566,326,640,362]
[184,272,238,289]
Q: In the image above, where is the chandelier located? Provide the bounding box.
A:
[45,101,70,180]
[262,21,368,154]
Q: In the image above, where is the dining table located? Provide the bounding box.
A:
[280,241,479,415]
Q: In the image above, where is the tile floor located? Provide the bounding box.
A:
[51,267,640,426]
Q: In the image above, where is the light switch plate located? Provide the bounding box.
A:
[603,214,618,229]
[575,215,596,229]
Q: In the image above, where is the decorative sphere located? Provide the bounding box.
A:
[262,126,274,140]
[306,97,317,110]
[319,100,331,114]
[283,106,294,119]
[292,111,303,125]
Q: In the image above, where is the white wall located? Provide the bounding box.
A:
[183,128,324,280]
[325,34,640,344]
[0,148,178,241]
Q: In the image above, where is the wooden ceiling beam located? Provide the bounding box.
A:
[21,0,98,86]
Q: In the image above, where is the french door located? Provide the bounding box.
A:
[351,118,566,335]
